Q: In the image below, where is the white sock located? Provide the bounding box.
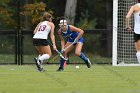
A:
[37,54,41,59]
[136,52,140,64]
[39,54,50,61]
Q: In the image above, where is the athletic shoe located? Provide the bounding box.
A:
[37,67,45,72]
[86,58,92,68]
[34,57,40,69]
[56,67,64,72]
[34,57,44,71]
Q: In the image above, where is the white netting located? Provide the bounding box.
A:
[117,0,138,64]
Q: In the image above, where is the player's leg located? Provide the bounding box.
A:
[39,45,51,62]
[34,39,51,71]
[135,41,140,64]
[34,46,42,64]
[37,39,51,63]
[34,46,42,70]
[33,39,42,67]
[75,42,91,68]
[35,45,51,71]
[35,46,42,58]
[57,42,74,71]
[64,42,75,56]
[33,39,41,63]
[134,33,140,64]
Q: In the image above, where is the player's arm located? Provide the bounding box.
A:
[33,22,42,34]
[69,25,84,42]
[50,22,57,50]
[58,29,65,49]
[126,6,134,30]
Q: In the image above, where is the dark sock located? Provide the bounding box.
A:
[79,52,88,63]
[59,57,64,69]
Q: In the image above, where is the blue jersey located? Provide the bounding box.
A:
[60,25,84,43]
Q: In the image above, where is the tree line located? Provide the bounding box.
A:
[0,0,112,30]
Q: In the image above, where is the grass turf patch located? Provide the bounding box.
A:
[0,65,140,93]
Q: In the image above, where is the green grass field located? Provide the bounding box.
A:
[0,64,140,93]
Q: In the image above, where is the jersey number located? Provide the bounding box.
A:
[38,25,47,31]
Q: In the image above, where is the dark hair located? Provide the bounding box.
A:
[42,12,52,21]
[138,0,140,3]
[60,16,65,20]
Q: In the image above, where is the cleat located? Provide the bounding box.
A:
[37,68,45,72]
[34,57,43,71]
[34,57,40,69]
[34,57,38,62]
[38,60,43,68]
[56,67,64,72]
[86,58,92,68]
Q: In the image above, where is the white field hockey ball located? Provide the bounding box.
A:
[76,66,79,68]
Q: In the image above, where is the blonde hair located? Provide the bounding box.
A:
[42,12,52,21]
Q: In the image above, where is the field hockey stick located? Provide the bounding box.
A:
[62,41,76,53]
[55,49,68,60]
[47,40,68,60]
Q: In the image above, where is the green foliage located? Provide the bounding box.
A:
[0,0,16,29]
[83,33,103,55]
[20,1,54,29]
[0,0,10,5]
[0,35,15,54]
[21,2,46,28]
[75,10,97,30]
[76,18,96,30]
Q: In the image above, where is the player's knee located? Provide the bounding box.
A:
[75,51,80,56]
[64,51,68,55]
[48,52,52,57]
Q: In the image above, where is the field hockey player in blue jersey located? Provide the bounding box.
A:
[56,18,92,71]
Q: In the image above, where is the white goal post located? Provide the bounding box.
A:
[112,0,140,66]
